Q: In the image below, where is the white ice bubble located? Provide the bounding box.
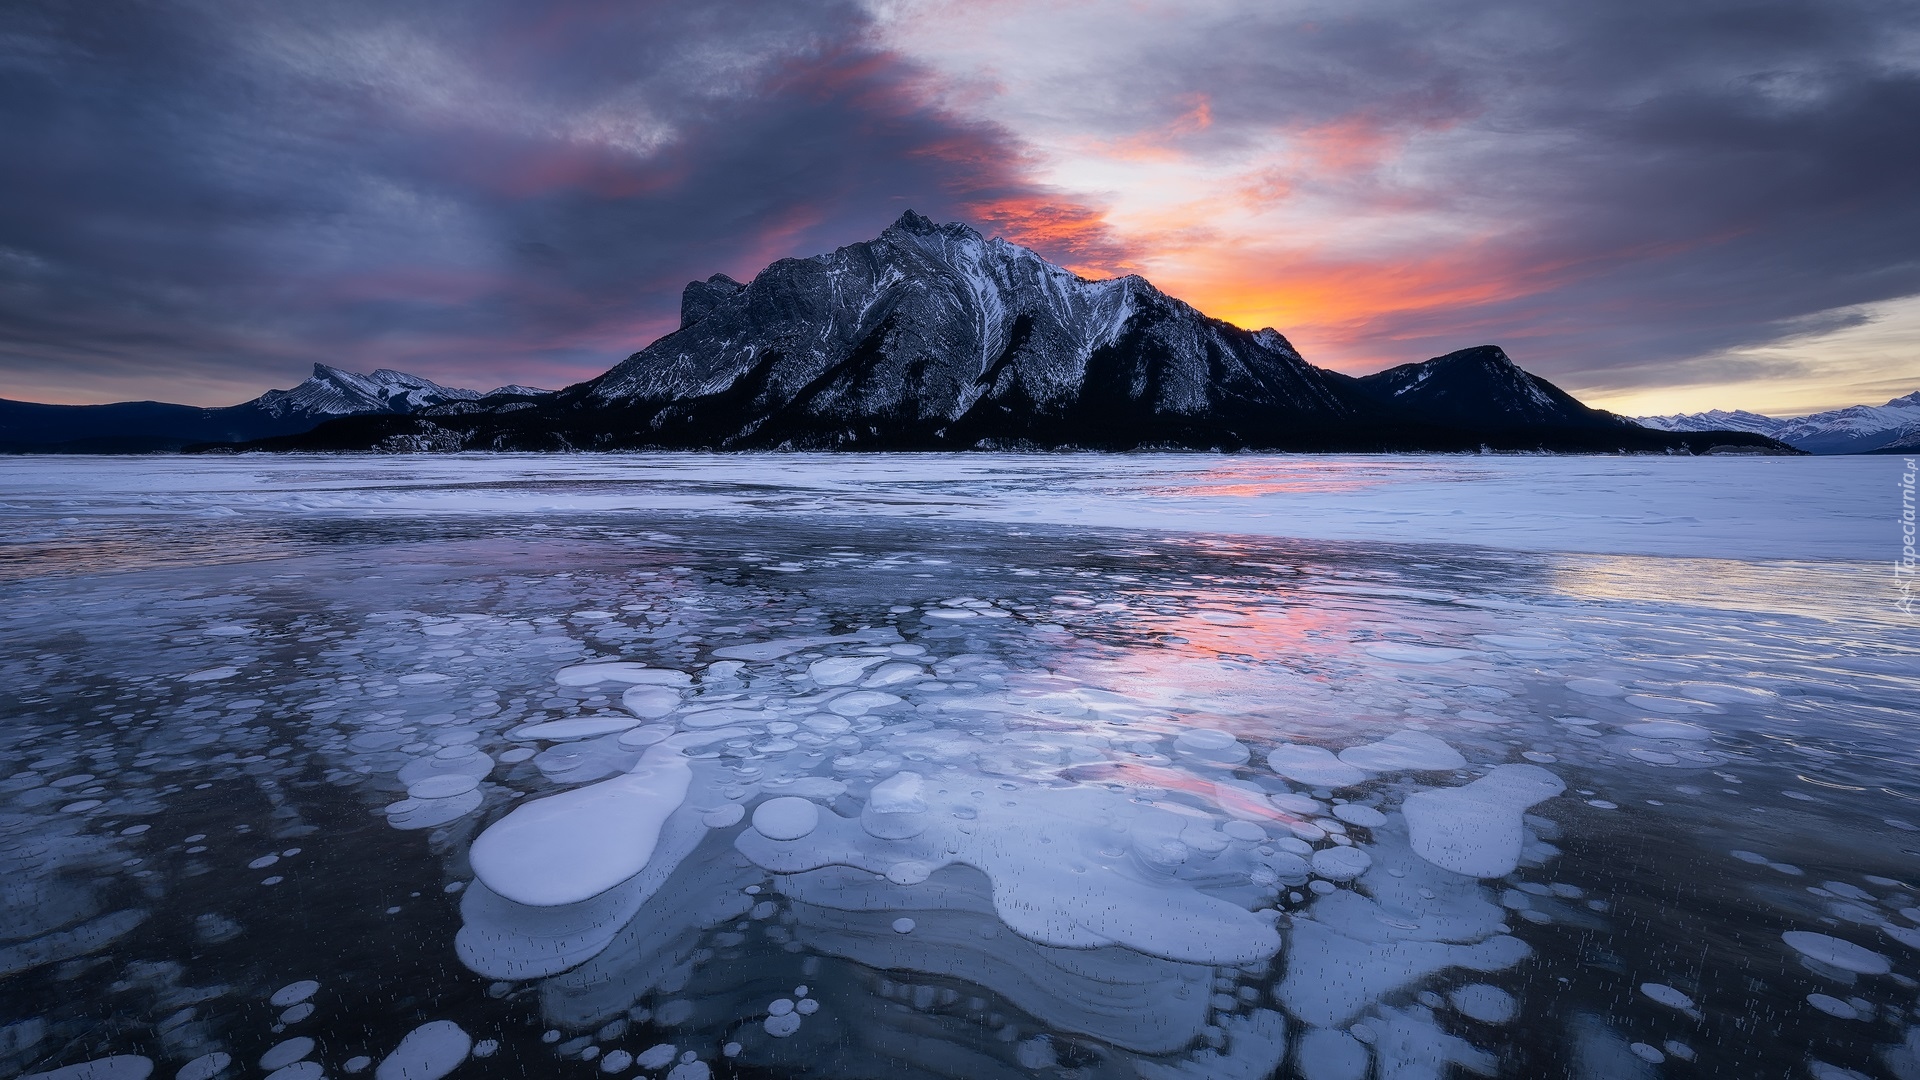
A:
[737,783,1280,967]
[1625,695,1704,714]
[181,667,239,683]
[1807,993,1862,1019]
[598,1050,632,1073]
[406,774,480,800]
[342,1059,371,1075]
[511,716,641,742]
[620,686,681,719]
[1337,731,1465,774]
[270,980,318,1006]
[1269,745,1366,788]
[1402,765,1565,878]
[1223,820,1268,842]
[1449,984,1517,1024]
[1781,932,1891,974]
[176,1053,230,1080]
[665,1061,708,1080]
[615,724,674,749]
[808,656,887,686]
[1174,728,1250,765]
[1269,793,1324,817]
[1622,721,1710,741]
[867,771,927,815]
[763,1014,801,1038]
[1565,678,1623,697]
[469,743,694,907]
[280,1004,315,1024]
[1311,847,1372,882]
[555,662,662,686]
[1332,805,1387,829]
[1294,1028,1369,1080]
[1360,643,1472,664]
[375,1020,471,1080]
[702,804,745,828]
[264,1065,321,1080]
[26,1059,155,1080]
[753,797,821,842]
[635,1046,676,1070]
[258,1039,314,1071]
[826,691,901,717]
[862,663,924,688]
[892,917,916,934]
[1640,983,1694,1010]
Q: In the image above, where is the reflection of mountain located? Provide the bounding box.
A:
[0,365,550,453]
[1637,390,1920,454]
[214,213,1792,454]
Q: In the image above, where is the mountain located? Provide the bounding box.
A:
[1633,409,1788,438]
[0,364,542,453]
[1637,391,1920,454]
[1349,345,1623,430]
[221,213,1790,455]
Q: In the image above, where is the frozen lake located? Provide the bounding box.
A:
[1,453,1914,1080]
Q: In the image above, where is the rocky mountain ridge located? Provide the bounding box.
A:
[1,364,546,453]
[239,212,1785,454]
[1637,391,1920,454]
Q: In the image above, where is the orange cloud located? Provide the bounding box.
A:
[964,196,1137,278]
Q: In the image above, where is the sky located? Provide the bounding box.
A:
[1,0,1916,415]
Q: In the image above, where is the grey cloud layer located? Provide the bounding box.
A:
[1045,0,1920,389]
[0,0,1914,403]
[0,0,1050,401]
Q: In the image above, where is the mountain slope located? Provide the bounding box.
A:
[1352,345,1631,431]
[1637,391,1920,453]
[1633,409,1788,438]
[1,365,533,452]
[568,211,1362,449]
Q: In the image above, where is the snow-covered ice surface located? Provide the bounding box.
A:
[0,453,1913,1080]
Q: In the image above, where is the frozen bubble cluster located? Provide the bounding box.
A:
[1,455,1915,1080]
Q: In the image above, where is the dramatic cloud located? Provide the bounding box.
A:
[1,0,1915,411]
[879,0,1920,411]
[0,0,1112,403]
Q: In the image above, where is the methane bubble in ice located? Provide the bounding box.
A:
[24,1059,155,1080]
[1402,765,1565,878]
[1337,730,1467,773]
[753,797,822,842]
[258,1040,314,1071]
[375,1020,471,1080]
[469,742,694,906]
[1781,932,1891,974]
[269,981,319,1007]
[176,1054,230,1080]
[1268,744,1367,787]
[1450,984,1518,1023]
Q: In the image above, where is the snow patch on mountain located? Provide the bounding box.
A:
[252,365,484,420]
[1637,391,1920,453]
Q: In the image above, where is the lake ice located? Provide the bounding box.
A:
[0,453,1914,1080]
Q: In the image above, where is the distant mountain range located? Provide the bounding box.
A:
[0,366,550,453]
[5,212,1798,455]
[1636,392,1920,454]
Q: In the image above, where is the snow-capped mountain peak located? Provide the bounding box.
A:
[1636,390,1920,453]
[581,211,1347,447]
[249,364,490,420]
